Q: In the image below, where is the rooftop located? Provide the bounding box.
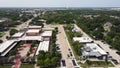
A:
[0,40,15,53]
[20,36,42,41]
[41,31,52,37]
[73,37,93,43]
[82,43,107,57]
[36,41,49,55]
[28,26,42,29]
[26,29,40,33]
[12,32,24,37]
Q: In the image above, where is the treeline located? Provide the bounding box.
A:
[42,10,120,51]
[0,10,33,31]
[30,16,44,27]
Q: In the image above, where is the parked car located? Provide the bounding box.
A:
[108,56,112,60]
[111,59,118,64]
[61,59,66,67]
[116,51,120,55]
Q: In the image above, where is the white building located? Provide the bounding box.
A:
[26,29,40,36]
[41,31,52,41]
[12,32,25,38]
[0,40,17,56]
[82,43,107,60]
[36,41,50,55]
[73,37,93,43]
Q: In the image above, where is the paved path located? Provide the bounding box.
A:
[74,24,120,68]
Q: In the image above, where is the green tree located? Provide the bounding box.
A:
[44,58,51,67]
[37,60,44,66]
[9,29,18,36]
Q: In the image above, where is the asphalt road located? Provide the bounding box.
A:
[0,13,39,42]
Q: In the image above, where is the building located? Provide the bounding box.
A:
[82,43,107,60]
[12,32,25,38]
[26,29,40,36]
[0,25,53,57]
[41,31,52,41]
[42,27,55,31]
[104,22,113,32]
[28,26,42,30]
[36,41,50,55]
[0,40,17,56]
[73,37,93,43]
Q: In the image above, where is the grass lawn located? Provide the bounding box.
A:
[79,60,114,68]
[20,64,34,68]
[0,65,11,68]
[0,32,5,37]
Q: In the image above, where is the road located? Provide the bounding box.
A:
[74,24,120,68]
[56,25,80,68]
[0,13,39,42]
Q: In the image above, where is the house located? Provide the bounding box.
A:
[104,22,113,31]
[82,43,107,60]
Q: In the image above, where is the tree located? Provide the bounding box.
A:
[44,58,51,67]
[9,29,18,36]
[92,30,103,39]
[73,32,82,37]
[37,60,44,66]
[51,57,59,67]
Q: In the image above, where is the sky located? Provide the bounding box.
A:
[0,0,120,7]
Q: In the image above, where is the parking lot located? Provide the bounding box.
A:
[56,25,79,68]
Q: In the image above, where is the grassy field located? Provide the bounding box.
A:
[20,64,34,68]
[0,65,11,68]
[0,32,5,37]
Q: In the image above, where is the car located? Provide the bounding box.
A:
[67,54,70,57]
[70,52,73,56]
[106,52,109,55]
[116,51,120,55]
[109,46,115,50]
[61,59,66,67]
[72,60,77,66]
[68,48,71,51]
[111,59,118,64]
[108,56,112,60]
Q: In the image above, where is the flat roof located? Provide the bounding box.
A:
[36,41,49,55]
[42,28,54,31]
[41,31,52,37]
[28,26,42,28]
[73,37,93,43]
[12,32,24,37]
[26,29,40,33]
[20,36,42,41]
[0,40,15,53]
[0,20,5,22]
[82,43,107,57]
[1,42,17,56]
